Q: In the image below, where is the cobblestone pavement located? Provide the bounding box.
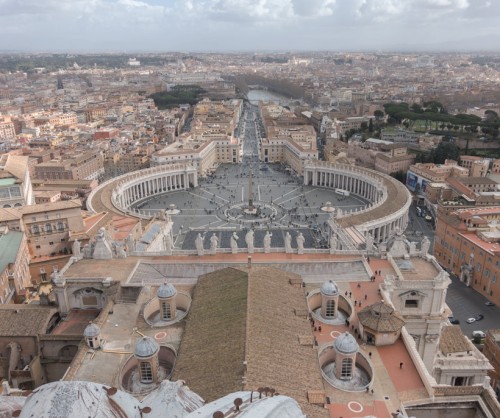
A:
[133,162,369,249]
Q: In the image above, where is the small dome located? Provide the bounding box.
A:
[320,280,339,296]
[83,323,100,338]
[134,337,159,359]
[334,332,358,355]
[157,282,177,299]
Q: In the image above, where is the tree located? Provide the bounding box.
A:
[431,142,460,164]
[368,118,373,133]
[485,110,498,122]
[360,122,368,131]
[391,170,406,184]
[374,110,384,120]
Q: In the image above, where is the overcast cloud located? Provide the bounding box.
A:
[0,0,498,52]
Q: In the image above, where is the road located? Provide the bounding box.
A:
[405,203,436,253]
[446,273,500,338]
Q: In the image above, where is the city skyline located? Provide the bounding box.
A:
[1,0,499,53]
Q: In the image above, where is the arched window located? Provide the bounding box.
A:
[45,223,52,233]
[140,361,153,383]
[32,225,40,234]
[57,221,64,231]
[325,300,335,318]
[161,301,172,320]
[341,358,353,379]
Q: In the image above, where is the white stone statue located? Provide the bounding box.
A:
[210,233,219,255]
[263,231,272,253]
[195,233,204,256]
[366,233,374,252]
[285,232,292,253]
[83,243,92,259]
[230,232,239,254]
[115,242,127,258]
[93,227,113,260]
[296,232,305,254]
[165,232,173,255]
[421,236,431,256]
[330,234,338,254]
[245,229,254,254]
[72,239,81,257]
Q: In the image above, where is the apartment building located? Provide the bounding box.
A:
[374,146,415,175]
[0,226,31,304]
[483,329,500,398]
[434,206,500,305]
[0,154,35,208]
[459,156,490,177]
[0,199,85,283]
[34,149,104,181]
[406,160,469,194]
[0,117,16,140]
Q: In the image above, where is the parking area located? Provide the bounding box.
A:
[446,273,500,338]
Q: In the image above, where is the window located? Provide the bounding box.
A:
[341,358,353,379]
[140,362,153,383]
[477,263,481,272]
[161,302,172,320]
[405,299,419,308]
[325,300,335,318]
[35,245,41,249]
[45,223,52,233]
[57,222,64,231]
[32,225,40,234]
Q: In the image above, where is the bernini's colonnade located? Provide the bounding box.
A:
[89,160,412,248]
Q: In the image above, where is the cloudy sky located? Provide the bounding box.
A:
[0,0,499,52]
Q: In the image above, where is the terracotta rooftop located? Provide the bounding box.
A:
[439,326,471,355]
[357,302,405,333]
[172,267,248,402]
[0,305,57,336]
[243,267,328,418]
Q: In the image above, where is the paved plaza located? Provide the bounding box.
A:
[132,162,369,249]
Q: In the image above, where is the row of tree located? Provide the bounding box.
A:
[383,102,500,139]
[149,85,206,109]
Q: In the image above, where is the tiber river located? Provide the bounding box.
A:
[247,89,289,105]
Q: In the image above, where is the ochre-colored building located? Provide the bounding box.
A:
[434,206,500,305]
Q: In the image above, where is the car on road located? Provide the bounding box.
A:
[466,317,476,324]
[475,313,484,321]
[448,316,460,324]
[472,330,486,339]
[485,301,495,307]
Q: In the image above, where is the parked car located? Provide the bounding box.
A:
[485,301,495,307]
[475,314,484,321]
[472,330,486,339]
[466,317,476,324]
[448,316,460,324]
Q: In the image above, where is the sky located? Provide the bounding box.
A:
[0,0,499,52]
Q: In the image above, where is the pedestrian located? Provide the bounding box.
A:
[359,302,362,308]
[369,352,372,358]
[357,283,361,288]
[349,291,352,298]
[345,291,348,296]
[400,362,403,369]
[371,389,374,395]
[318,325,322,333]
[365,294,368,300]
[354,301,357,307]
